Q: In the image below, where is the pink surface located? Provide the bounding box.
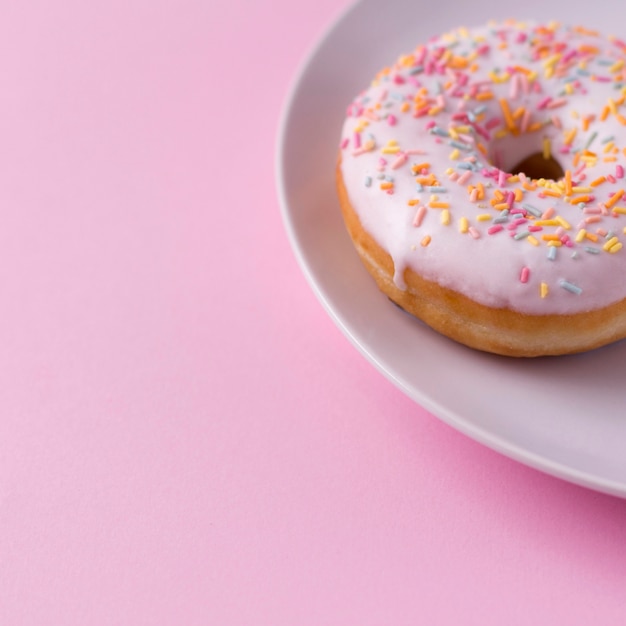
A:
[0,0,625,623]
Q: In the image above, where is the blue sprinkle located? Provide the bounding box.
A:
[584,246,601,254]
[547,246,557,261]
[514,231,531,240]
[560,280,583,295]
[385,175,394,182]
[430,126,449,137]
[456,162,474,170]
[415,183,424,192]
[426,186,448,193]
[409,66,424,75]
[522,203,542,217]
[364,176,372,187]
[474,104,487,116]
[449,140,472,151]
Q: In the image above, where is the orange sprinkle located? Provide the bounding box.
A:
[380,181,394,190]
[605,189,625,209]
[429,201,450,209]
[420,235,431,247]
[564,169,573,195]
[590,176,606,187]
[499,98,516,131]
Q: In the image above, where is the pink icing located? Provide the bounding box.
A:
[340,21,626,315]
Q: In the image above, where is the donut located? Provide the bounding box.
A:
[337,20,626,357]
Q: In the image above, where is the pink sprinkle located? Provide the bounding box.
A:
[485,118,501,131]
[387,114,397,126]
[469,188,479,202]
[520,267,530,283]
[488,225,503,235]
[521,109,532,133]
[353,133,361,149]
[528,225,543,232]
[457,170,472,185]
[521,73,529,95]
[448,170,459,181]
[607,174,617,184]
[498,170,507,187]
[425,120,437,130]
[510,73,520,100]
[542,207,555,219]
[585,215,601,224]
[617,165,624,179]
[546,98,567,109]
[551,115,562,129]
[536,96,552,110]
[413,206,427,227]
[340,137,349,149]
[506,191,515,208]
[393,75,405,85]
[390,153,408,169]
[468,226,481,239]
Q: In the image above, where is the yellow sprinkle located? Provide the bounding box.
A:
[543,136,551,159]
[604,141,616,153]
[603,236,620,251]
[381,146,400,154]
[610,60,625,73]
[556,216,572,230]
[459,217,469,233]
[527,235,540,246]
[449,148,460,161]
[571,186,592,193]
[610,242,623,253]
[612,207,626,215]
[441,209,451,225]
[476,213,492,221]
[534,219,560,226]
[547,240,562,247]
[540,282,549,298]
[564,128,577,145]
[575,229,587,243]
[421,235,431,247]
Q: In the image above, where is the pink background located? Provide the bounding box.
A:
[1,0,625,623]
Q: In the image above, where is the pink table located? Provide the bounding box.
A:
[1,0,625,623]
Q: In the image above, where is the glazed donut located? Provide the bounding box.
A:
[337,20,626,357]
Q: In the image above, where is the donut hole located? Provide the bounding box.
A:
[489,135,565,182]
[509,152,565,181]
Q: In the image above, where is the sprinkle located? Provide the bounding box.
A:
[603,236,620,251]
[459,217,469,233]
[520,266,530,283]
[617,165,625,179]
[413,206,427,227]
[468,226,481,239]
[547,246,557,261]
[441,209,451,225]
[543,137,551,160]
[457,170,472,185]
[429,201,450,209]
[540,282,549,298]
[488,224,503,235]
[364,176,372,187]
[605,189,625,209]
[560,280,582,294]
[420,234,431,247]
[522,203,542,217]
[585,246,601,254]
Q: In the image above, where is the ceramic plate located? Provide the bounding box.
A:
[276,0,626,497]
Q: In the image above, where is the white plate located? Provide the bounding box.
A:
[276,0,626,498]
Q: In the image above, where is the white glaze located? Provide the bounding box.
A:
[340,21,626,314]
